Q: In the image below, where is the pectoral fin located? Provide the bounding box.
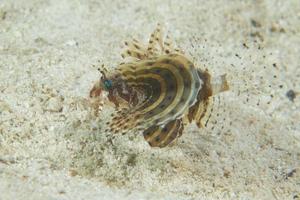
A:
[143,119,184,148]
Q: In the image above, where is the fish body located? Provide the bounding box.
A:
[90,24,229,147]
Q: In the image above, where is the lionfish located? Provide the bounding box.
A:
[90,24,229,148]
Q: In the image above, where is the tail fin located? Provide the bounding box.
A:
[211,74,229,95]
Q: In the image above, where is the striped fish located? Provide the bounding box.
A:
[90,24,229,148]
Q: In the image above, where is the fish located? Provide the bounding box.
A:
[90,24,229,148]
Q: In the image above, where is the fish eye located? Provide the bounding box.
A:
[103,79,113,90]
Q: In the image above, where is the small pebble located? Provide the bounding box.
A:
[286,90,297,102]
[44,97,63,112]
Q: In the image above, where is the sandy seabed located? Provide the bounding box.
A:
[0,0,299,199]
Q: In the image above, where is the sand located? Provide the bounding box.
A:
[0,0,299,199]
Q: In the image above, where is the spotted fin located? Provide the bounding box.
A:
[105,106,144,134]
[147,23,163,56]
[188,99,211,128]
[121,39,147,60]
[163,34,173,54]
[143,119,184,148]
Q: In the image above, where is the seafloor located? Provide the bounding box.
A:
[0,0,299,199]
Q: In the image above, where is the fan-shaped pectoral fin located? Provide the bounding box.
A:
[143,119,184,148]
